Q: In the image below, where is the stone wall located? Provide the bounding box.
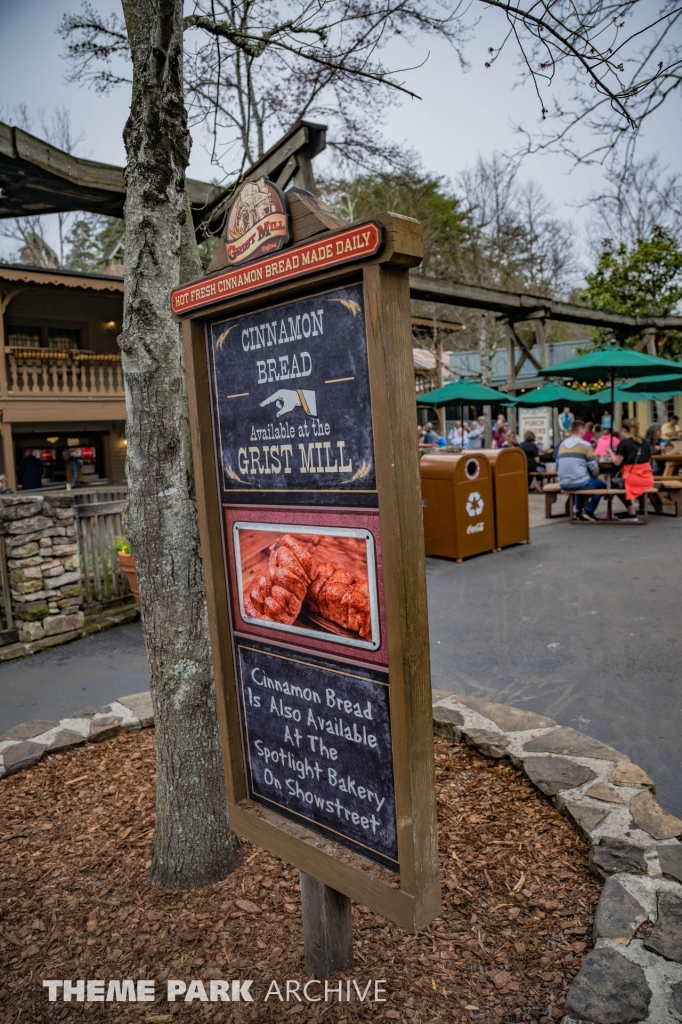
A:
[0,495,84,643]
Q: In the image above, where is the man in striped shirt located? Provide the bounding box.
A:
[557,421,606,520]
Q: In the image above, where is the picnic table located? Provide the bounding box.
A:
[543,476,682,520]
[651,453,682,477]
[596,459,619,484]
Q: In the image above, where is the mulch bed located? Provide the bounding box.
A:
[0,730,599,1022]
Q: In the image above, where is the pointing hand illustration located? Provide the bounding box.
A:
[260,389,300,417]
[260,389,317,417]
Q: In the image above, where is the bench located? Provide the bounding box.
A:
[650,478,682,517]
[528,469,556,493]
[542,483,654,523]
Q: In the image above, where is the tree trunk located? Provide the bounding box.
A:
[119,0,236,888]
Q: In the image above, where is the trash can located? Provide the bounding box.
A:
[420,453,495,561]
[486,448,530,551]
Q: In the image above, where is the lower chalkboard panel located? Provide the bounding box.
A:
[235,639,398,869]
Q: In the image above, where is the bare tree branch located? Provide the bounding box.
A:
[59,1,682,183]
[60,0,470,181]
[58,2,131,93]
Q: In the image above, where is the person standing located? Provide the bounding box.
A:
[16,449,43,491]
[557,421,606,520]
[468,416,485,449]
[558,407,574,433]
[609,419,654,521]
[61,448,80,488]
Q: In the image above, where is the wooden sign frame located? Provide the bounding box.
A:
[178,211,440,931]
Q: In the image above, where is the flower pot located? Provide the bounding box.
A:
[117,551,140,607]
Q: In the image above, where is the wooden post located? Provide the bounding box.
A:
[1,422,15,492]
[532,317,548,368]
[504,323,516,392]
[0,291,16,489]
[433,309,445,437]
[300,872,353,979]
[0,289,17,400]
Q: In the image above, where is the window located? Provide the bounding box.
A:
[47,328,80,351]
[7,326,41,348]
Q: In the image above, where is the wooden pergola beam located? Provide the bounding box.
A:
[0,119,326,238]
[409,275,682,332]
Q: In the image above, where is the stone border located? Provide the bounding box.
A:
[3,686,680,1020]
[0,602,138,663]
[0,691,153,777]
[432,693,682,1024]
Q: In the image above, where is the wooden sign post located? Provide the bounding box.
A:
[173,183,440,975]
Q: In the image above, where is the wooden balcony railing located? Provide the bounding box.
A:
[6,348,124,397]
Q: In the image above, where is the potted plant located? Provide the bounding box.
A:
[115,535,140,606]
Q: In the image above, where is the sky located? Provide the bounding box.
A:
[1,0,681,273]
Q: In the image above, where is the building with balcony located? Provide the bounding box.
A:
[0,263,125,490]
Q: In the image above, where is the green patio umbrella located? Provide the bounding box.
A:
[618,373,682,395]
[416,380,514,407]
[416,380,515,445]
[591,386,681,404]
[540,343,682,440]
[513,383,593,408]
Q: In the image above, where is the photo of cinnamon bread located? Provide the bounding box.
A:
[237,528,375,644]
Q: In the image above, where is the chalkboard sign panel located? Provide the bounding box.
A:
[207,284,377,506]
[236,639,398,868]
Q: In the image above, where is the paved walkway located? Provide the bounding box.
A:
[427,511,682,818]
[2,502,679,820]
[0,622,148,735]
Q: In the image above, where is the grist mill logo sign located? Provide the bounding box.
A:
[225,177,291,266]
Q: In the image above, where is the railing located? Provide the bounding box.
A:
[76,499,131,605]
[7,348,124,397]
[72,486,128,506]
[414,367,440,394]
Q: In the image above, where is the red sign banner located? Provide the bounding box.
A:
[171,220,383,316]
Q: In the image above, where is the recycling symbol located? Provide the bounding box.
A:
[466,491,484,517]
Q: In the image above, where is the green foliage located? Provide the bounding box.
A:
[65,215,125,272]
[581,226,682,356]
[318,166,466,278]
[198,233,219,268]
[114,534,131,554]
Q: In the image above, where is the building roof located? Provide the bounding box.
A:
[0,262,124,294]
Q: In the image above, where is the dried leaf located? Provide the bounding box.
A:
[235,899,261,914]
[511,871,526,893]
